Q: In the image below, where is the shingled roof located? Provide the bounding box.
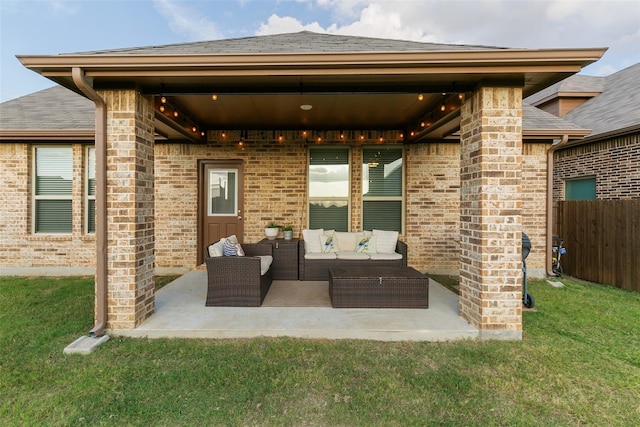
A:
[522,103,586,132]
[0,85,93,131]
[72,31,505,56]
[525,74,605,105]
[562,62,640,137]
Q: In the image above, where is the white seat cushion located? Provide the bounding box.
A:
[336,251,370,260]
[304,252,337,260]
[369,252,403,261]
[257,255,273,276]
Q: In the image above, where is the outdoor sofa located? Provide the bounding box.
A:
[205,236,273,306]
[298,229,408,281]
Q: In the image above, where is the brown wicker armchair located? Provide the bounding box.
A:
[205,243,274,307]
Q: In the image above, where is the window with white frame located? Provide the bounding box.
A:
[86,146,96,233]
[33,146,73,233]
[362,147,404,232]
[308,147,350,231]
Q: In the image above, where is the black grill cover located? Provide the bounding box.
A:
[522,232,531,260]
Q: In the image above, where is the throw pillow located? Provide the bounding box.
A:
[208,239,226,257]
[372,229,399,254]
[335,232,357,252]
[319,235,338,253]
[302,229,324,253]
[355,235,377,254]
[223,239,238,256]
[236,243,245,256]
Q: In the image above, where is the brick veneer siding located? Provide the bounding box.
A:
[405,143,460,272]
[459,86,524,339]
[522,142,550,272]
[101,90,155,330]
[1,138,549,278]
[553,133,640,200]
[404,141,548,274]
[0,142,96,271]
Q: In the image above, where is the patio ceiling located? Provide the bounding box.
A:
[18,39,606,142]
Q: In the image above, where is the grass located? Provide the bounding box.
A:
[1,276,639,426]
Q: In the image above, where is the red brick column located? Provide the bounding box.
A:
[102,90,155,330]
[459,86,523,339]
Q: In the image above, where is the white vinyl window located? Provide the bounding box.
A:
[33,146,73,233]
[362,147,404,232]
[308,147,350,231]
[86,146,96,233]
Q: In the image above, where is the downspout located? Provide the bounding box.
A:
[72,68,107,337]
[546,134,570,277]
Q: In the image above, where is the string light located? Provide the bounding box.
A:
[417,93,424,101]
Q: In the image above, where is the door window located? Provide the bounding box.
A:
[208,169,238,216]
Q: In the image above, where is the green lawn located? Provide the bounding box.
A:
[1,276,639,426]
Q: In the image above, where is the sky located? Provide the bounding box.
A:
[1,0,639,102]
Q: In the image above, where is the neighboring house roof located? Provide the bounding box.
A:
[562,63,640,137]
[73,31,505,55]
[0,86,94,138]
[525,74,605,105]
[522,103,588,137]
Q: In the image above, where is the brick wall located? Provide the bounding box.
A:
[0,142,96,272]
[553,133,640,200]
[102,90,155,329]
[1,137,550,277]
[522,142,550,271]
[405,143,460,272]
[459,86,523,337]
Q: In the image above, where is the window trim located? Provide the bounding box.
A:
[361,145,405,233]
[85,145,96,234]
[32,145,73,235]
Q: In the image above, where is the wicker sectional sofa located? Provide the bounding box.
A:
[298,229,408,281]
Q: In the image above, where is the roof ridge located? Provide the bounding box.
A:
[64,30,507,56]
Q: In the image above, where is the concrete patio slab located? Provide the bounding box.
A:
[114,271,479,342]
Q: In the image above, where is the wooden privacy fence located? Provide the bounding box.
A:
[556,200,639,292]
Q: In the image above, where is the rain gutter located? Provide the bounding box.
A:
[545,134,570,277]
[72,67,107,337]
